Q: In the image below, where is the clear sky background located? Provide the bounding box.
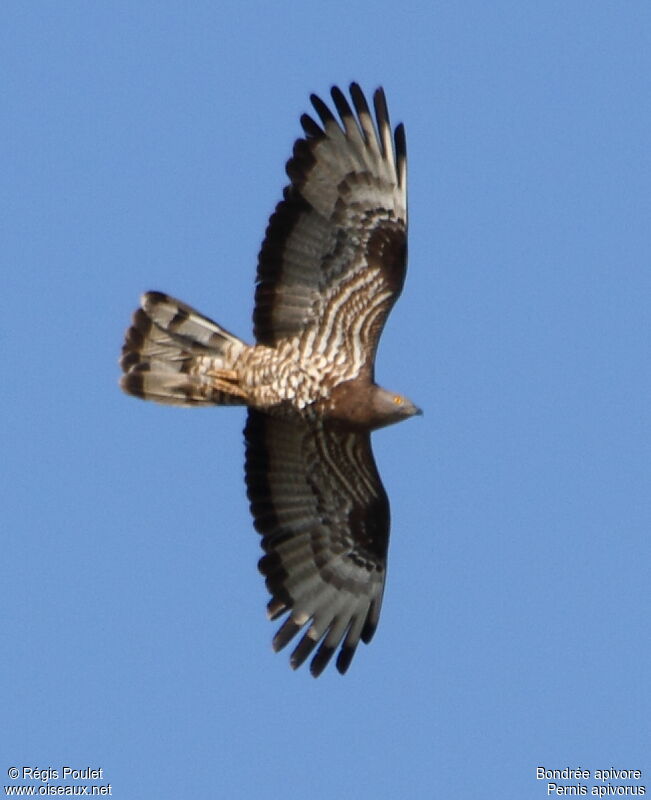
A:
[3,2,650,798]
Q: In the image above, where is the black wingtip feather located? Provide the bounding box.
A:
[272,616,301,652]
[290,633,319,670]
[395,122,407,187]
[330,85,354,124]
[348,80,363,97]
[267,597,288,621]
[310,643,336,678]
[143,289,168,305]
[395,122,406,158]
[120,372,146,399]
[361,617,378,645]
[300,112,324,139]
[336,645,357,675]
[373,88,390,157]
[373,87,388,120]
[349,82,372,119]
[310,92,337,127]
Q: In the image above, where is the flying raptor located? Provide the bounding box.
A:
[120,83,420,676]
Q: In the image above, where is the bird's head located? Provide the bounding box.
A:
[372,387,422,429]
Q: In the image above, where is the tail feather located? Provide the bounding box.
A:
[120,291,248,406]
[140,291,243,354]
[121,367,228,406]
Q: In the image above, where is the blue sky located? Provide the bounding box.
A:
[3,2,649,798]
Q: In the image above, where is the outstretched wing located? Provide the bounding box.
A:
[245,410,390,676]
[253,83,407,381]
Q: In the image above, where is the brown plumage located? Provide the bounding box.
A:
[120,83,420,676]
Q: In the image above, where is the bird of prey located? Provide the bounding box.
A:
[120,83,420,676]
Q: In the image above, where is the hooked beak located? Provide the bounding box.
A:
[408,401,423,418]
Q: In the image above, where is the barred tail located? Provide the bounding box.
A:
[120,291,248,406]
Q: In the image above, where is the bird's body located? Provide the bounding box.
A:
[120,83,419,676]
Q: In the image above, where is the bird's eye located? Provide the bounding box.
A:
[393,395,403,405]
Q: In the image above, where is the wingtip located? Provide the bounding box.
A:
[310,91,336,126]
[372,85,387,106]
[335,646,355,675]
[395,122,406,147]
[140,289,167,308]
[309,644,336,678]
